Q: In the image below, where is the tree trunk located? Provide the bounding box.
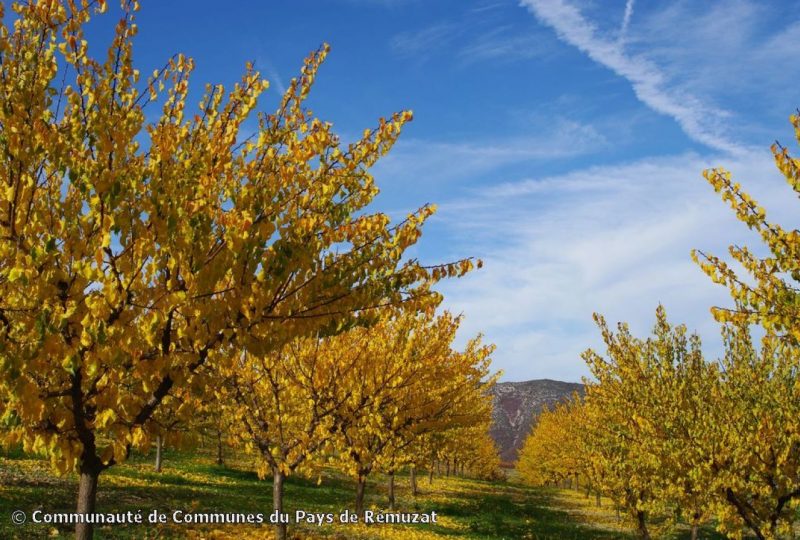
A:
[636,510,651,540]
[410,465,418,496]
[155,435,163,473]
[355,475,367,518]
[75,466,101,540]
[690,523,698,540]
[273,468,287,540]
[446,460,450,476]
[387,471,396,510]
[574,473,579,491]
[596,492,601,507]
[216,430,224,466]
[429,457,434,485]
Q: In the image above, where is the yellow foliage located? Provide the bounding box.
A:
[0,0,476,495]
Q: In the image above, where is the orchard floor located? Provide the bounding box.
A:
[1,448,731,539]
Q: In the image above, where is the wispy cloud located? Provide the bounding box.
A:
[390,23,462,60]
[436,149,793,382]
[256,57,287,97]
[469,1,506,14]
[519,0,742,154]
[632,1,800,107]
[390,4,555,66]
[373,117,607,187]
[458,26,551,64]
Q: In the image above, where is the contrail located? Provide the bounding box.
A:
[619,0,635,42]
[520,0,741,154]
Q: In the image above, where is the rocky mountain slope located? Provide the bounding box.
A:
[490,379,584,462]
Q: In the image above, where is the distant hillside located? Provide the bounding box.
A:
[490,379,584,463]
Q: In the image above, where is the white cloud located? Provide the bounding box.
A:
[519,0,742,154]
[389,4,555,66]
[633,2,800,111]
[373,117,607,187]
[390,23,461,59]
[435,149,797,382]
[257,57,287,97]
[375,0,800,385]
[458,26,551,64]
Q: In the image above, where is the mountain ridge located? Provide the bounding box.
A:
[489,378,584,463]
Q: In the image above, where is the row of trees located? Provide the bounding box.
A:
[218,310,499,539]
[141,309,501,540]
[518,308,800,539]
[0,2,500,539]
[519,112,800,540]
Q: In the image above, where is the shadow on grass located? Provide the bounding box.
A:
[426,481,633,540]
[0,449,743,539]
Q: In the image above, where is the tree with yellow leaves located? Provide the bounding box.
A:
[693,112,800,539]
[521,311,796,540]
[707,324,800,540]
[417,415,501,488]
[693,113,800,338]
[0,3,475,538]
[633,309,719,540]
[144,386,198,473]
[517,397,586,489]
[579,306,717,539]
[219,330,372,540]
[441,423,503,480]
[580,314,665,539]
[329,311,495,517]
[379,381,499,505]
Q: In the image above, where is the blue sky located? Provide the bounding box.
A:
[118,1,800,382]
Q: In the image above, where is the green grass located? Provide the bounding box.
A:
[0,446,732,539]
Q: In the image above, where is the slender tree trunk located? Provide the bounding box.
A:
[155,435,163,473]
[355,475,367,518]
[574,473,579,491]
[596,492,601,507]
[216,430,224,466]
[636,510,651,540]
[273,468,287,540]
[429,456,435,485]
[688,511,702,540]
[446,460,450,476]
[387,470,396,510]
[75,465,101,540]
[410,465,418,496]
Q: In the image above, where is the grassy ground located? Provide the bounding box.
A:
[1,446,731,539]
